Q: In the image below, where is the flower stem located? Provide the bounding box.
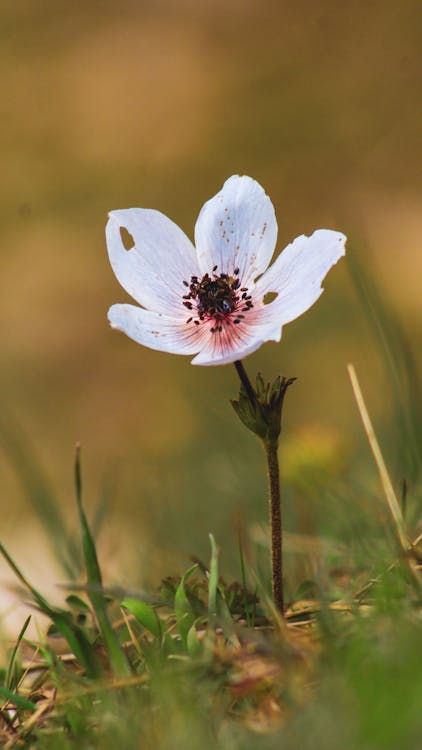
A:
[233,360,287,614]
[263,438,284,613]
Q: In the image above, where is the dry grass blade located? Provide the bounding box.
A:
[347,364,410,553]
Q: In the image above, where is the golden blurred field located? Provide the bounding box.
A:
[1,0,421,609]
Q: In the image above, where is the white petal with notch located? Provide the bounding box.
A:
[106,208,200,316]
[253,229,346,326]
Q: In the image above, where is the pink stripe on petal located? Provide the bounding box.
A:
[108,304,208,356]
[192,318,270,366]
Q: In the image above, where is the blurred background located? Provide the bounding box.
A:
[1,0,421,624]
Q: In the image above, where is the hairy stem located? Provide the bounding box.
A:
[263,439,284,613]
[233,360,285,614]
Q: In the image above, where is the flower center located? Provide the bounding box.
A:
[182,266,253,333]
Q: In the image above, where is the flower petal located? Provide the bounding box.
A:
[106,209,200,316]
[190,316,279,366]
[194,175,277,285]
[253,229,346,326]
[108,304,208,355]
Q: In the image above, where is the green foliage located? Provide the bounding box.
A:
[5,615,31,691]
[0,540,102,679]
[0,508,421,748]
[0,685,36,712]
[174,563,200,647]
[74,446,130,678]
[1,299,421,748]
[122,598,163,641]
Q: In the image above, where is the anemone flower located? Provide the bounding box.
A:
[106,175,346,365]
[106,175,347,614]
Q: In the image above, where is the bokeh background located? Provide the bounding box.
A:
[1,0,421,623]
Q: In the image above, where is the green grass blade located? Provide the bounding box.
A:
[122,598,162,641]
[237,528,251,627]
[0,541,101,678]
[91,463,117,538]
[206,535,238,646]
[0,685,37,712]
[74,445,130,677]
[0,540,57,613]
[66,594,90,613]
[348,365,421,589]
[208,534,218,621]
[175,564,197,645]
[186,623,201,657]
[5,615,31,690]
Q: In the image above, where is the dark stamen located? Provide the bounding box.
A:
[183,268,253,329]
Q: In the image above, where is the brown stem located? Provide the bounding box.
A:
[232,359,285,614]
[264,439,284,613]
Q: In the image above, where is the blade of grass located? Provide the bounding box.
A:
[91,462,117,539]
[122,598,163,642]
[348,249,421,481]
[347,364,410,553]
[74,444,130,677]
[5,615,31,690]
[120,608,143,659]
[0,685,37,712]
[175,564,198,645]
[207,534,239,647]
[186,623,201,657]
[0,542,101,677]
[237,527,251,627]
[208,534,218,624]
[250,567,286,637]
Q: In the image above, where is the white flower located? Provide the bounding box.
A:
[106,175,346,366]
